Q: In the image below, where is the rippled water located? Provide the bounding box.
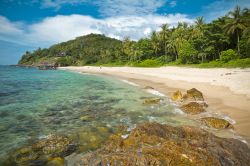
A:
[1,65,232,162]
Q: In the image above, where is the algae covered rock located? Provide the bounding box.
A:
[143,98,161,105]
[73,122,250,166]
[32,134,76,156]
[183,88,204,101]
[13,147,38,164]
[181,102,206,115]
[201,117,234,129]
[7,134,76,166]
[171,90,183,101]
[47,157,64,166]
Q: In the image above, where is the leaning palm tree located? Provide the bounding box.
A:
[224,6,246,54]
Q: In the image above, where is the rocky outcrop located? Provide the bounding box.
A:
[71,122,250,166]
[180,102,206,115]
[143,97,161,105]
[201,117,234,129]
[6,134,76,166]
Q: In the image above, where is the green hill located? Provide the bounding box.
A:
[18,34,123,66]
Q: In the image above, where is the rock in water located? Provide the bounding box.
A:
[7,134,76,165]
[201,117,234,129]
[181,102,206,115]
[171,90,183,101]
[72,122,250,166]
[143,86,154,89]
[143,98,161,105]
[183,88,204,101]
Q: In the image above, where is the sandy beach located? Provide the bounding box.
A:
[60,66,250,143]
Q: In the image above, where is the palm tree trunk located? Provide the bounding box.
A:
[237,30,240,55]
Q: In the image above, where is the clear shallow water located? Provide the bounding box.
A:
[1,65,234,161]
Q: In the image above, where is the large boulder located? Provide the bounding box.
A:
[180,102,206,115]
[201,117,234,129]
[183,88,204,101]
[72,122,250,166]
[171,90,183,101]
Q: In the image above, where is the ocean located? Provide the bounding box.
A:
[0,65,235,162]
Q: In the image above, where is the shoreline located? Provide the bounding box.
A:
[60,66,250,143]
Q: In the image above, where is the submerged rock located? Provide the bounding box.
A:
[7,134,76,165]
[171,90,183,101]
[201,117,234,129]
[183,88,204,101]
[72,122,250,166]
[143,98,161,105]
[180,102,206,115]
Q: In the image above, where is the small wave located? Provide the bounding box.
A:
[145,89,165,97]
[121,80,139,86]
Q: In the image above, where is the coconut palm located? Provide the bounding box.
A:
[195,16,205,31]
[160,24,170,55]
[150,31,161,56]
[224,6,246,54]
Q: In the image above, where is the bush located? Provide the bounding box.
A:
[220,49,238,62]
[136,59,162,67]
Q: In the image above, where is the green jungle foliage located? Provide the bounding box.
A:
[19,6,250,68]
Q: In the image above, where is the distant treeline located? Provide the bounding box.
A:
[19,6,250,67]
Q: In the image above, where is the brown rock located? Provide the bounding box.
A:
[143,86,154,89]
[143,98,161,105]
[73,122,250,166]
[180,102,206,115]
[201,117,234,129]
[184,88,204,101]
[171,90,183,101]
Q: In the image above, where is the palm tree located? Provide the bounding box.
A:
[195,16,205,31]
[160,24,170,55]
[150,31,160,56]
[224,6,246,54]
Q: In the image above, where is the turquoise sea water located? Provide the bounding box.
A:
[0,66,197,161]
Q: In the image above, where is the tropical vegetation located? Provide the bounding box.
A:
[19,6,250,68]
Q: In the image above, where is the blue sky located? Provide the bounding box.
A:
[0,0,249,65]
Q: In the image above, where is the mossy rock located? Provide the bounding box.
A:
[143,98,161,105]
[171,90,183,101]
[181,102,206,115]
[13,147,38,164]
[75,122,250,166]
[183,88,204,101]
[8,134,76,165]
[201,117,234,129]
[47,157,64,166]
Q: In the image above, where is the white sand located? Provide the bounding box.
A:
[60,66,250,142]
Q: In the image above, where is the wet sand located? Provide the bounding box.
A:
[60,66,250,143]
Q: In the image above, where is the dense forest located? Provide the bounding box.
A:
[19,6,250,67]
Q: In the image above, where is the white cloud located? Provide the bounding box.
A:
[41,0,87,10]
[94,0,165,17]
[0,14,193,47]
[40,0,166,16]
[200,0,250,22]
[169,1,177,8]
